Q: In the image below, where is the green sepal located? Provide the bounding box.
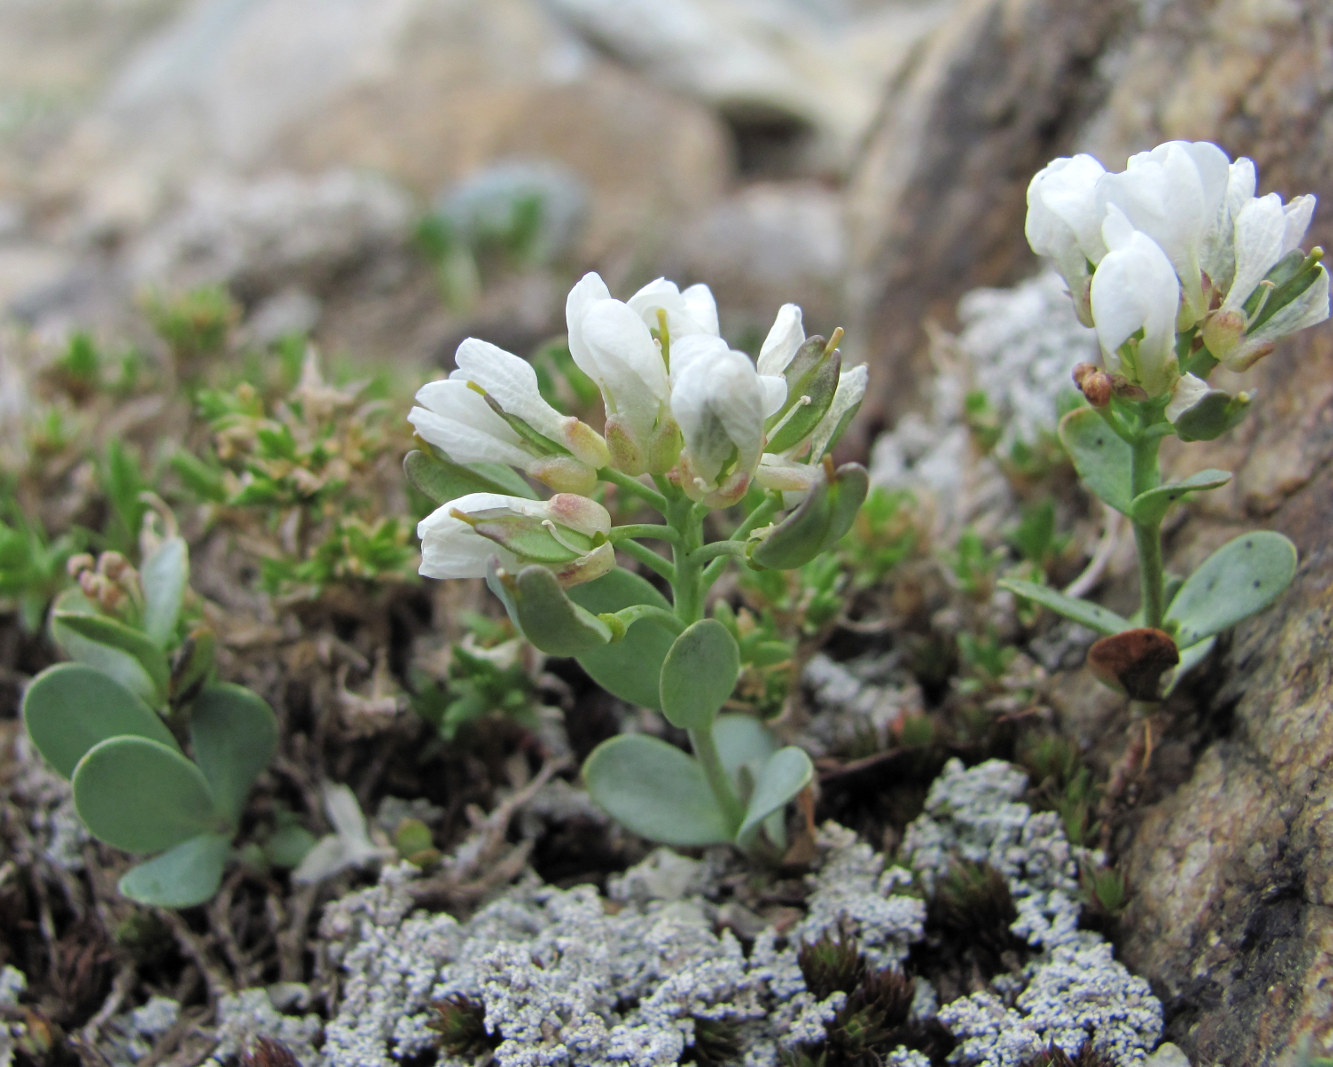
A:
[188,684,279,824]
[1164,531,1298,648]
[765,337,840,455]
[404,447,536,505]
[582,734,732,846]
[50,590,168,705]
[118,832,232,908]
[140,537,189,648]
[749,463,868,570]
[1059,407,1133,514]
[735,746,813,845]
[73,736,221,853]
[486,561,613,656]
[659,619,740,732]
[22,663,180,780]
[466,512,594,564]
[1172,390,1252,442]
[1128,469,1231,527]
[999,577,1131,636]
[569,568,677,709]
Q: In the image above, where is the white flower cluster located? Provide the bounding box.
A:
[409,273,866,581]
[1027,140,1329,420]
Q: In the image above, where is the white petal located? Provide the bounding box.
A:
[672,345,765,487]
[756,303,805,376]
[1165,372,1211,423]
[566,271,612,367]
[628,277,720,339]
[409,382,531,469]
[759,374,788,418]
[1222,194,1288,312]
[453,338,568,438]
[1090,224,1180,396]
[681,283,720,336]
[579,298,670,434]
[1281,194,1316,254]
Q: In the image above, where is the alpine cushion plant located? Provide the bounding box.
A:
[406,273,869,854]
[1008,141,1328,698]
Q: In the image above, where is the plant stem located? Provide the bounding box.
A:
[610,524,678,544]
[688,726,744,832]
[1129,415,1165,629]
[600,467,668,514]
[615,538,675,583]
[700,493,782,591]
[666,492,704,624]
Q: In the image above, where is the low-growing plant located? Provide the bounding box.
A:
[1005,141,1327,701]
[20,531,280,907]
[406,273,868,855]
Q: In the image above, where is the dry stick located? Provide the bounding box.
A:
[160,908,231,1005]
[1063,505,1124,601]
[271,882,321,986]
[210,868,261,989]
[79,963,137,1047]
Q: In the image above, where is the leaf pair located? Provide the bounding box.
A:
[23,665,278,907]
[583,619,812,851]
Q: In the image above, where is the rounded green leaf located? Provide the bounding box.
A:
[660,620,740,731]
[52,609,170,705]
[714,713,779,782]
[1128,469,1231,528]
[404,448,537,504]
[486,563,613,656]
[569,568,676,709]
[1165,531,1298,649]
[118,832,232,908]
[735,746,813,844]
[73,737,221,853]
[189,684,279,823]
[140,537,189,648]
[22,663,180,781]
[1059,407,1133,514]
[582,735,732,846]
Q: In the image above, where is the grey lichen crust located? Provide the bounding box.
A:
[905,760,1163,1067]
[208,759,1163,1067]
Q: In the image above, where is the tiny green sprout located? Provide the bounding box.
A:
[837,486,920,590]
[0,497,83,632]
[140,284,240,366]
[1009,140,1325,703]
[798,929,867,999]
[22,534,278,907]
[827,966,915,1056]
[392,817,442,869]
[928,861,1019,956]
[411,630,539,742]
[428,994,499,1058]
[689,1016,746,1067]
[407,272,868,856]
[946,527,1006,600]
[1079,861,1129,918]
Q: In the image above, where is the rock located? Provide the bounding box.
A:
[846,0,1333,1060]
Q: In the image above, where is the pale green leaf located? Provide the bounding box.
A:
[1165,531,1297,648]
[118,832,232,908]
[659,620,739,732]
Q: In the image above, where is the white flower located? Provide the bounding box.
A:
[566,272,676,473]
[670,335,768,505]
[1026,153,1108,324]
[410,338,609,494]
[1096,140,1231,324]
[626,277,720,340]
[417,491,613,584]
[756,303,806,376]
[1089,207,1182,397]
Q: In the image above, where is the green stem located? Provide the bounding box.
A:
[1129,416,1165,629]
[600,467,668,514]
[615,538,675,583]
[700,493,782,591]
[610,524,678,544]
[689,726,744,833]
[692,540,747,565]
[612,604,684,634]
[666,492,705,624]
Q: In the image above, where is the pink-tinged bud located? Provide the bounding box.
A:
[561,418,611,471]
[1080,371,1113,408]
[604,416,647,475]
[529,456,599,495]
[1201,308,1247,364]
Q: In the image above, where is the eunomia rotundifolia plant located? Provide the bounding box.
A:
[405,273,868,854]
[1004,141,1329,698]
[21,531,279,907]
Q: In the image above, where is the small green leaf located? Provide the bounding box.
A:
[139,537,189,648]
[486,562,613,656]
[999,578,1131,636]
[765,338,839,455]
[750,463,868,571]
[1059,407,1133,514]
[118,832,232,908]
[569,569,675,709]
[1128,469,1231,527]
[1172,389,1252,442]
[52,610,171,705]
[189,684,279,823]
[659,620,740,732]
[1162,635,1216,697]
[22,663,180,780]
[404,448,536,505]
[735,746,813,844]
[1165,531,1298,648]
[73,737,221,853]
[714,713,778,780]
[582,735,732,846]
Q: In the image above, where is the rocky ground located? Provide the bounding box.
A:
[2,0,1333,1064]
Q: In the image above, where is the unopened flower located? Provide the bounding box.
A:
[1025,153,1108,324]
[566,273,677,474]
[670,336,773,506]
[1089,207,1181,397]
[418,492,614,585]
[410,339,608,493]
[626,276,720,341]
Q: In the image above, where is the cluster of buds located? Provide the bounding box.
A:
[409,273,867,583]
[1026,141,1329,436]
[67,551,137,614]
